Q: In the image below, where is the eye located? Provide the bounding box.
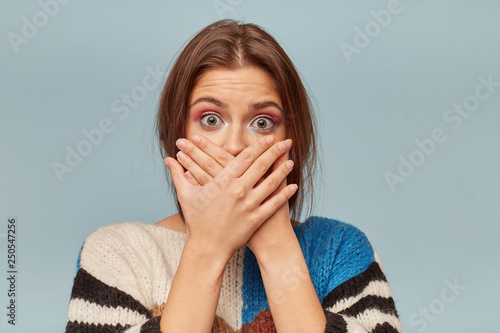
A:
[198,113,276,131]
[199,112,223,127]
[250,116,275,130]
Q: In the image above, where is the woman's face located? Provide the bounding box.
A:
[186,66,287,164]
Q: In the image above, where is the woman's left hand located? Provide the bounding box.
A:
[172,134,296,257]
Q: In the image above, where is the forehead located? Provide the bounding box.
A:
[190,67,280,100]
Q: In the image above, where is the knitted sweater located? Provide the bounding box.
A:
[65,215,402,332]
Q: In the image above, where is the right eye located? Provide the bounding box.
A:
[199,112,224,128]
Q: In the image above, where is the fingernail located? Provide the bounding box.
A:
[177,151,187,161]
[164,158,170,168]
[278,141,287,151]
[192,135,200,144]
[286,160,294,169]
[176,139,186,149]
[266,135,275,144]
[291,184,298,193]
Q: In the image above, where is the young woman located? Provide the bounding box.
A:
[66,19,402,333]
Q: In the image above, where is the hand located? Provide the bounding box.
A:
[164,135,297,262]
[168,134,297,256]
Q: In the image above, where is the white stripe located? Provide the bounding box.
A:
[372,247,384,271]
[327,279,394,313]
[80,222,186,310]
[344,308,402,333]
[124,325,142,333]
[216,245,246,329]
[67,298,148,327]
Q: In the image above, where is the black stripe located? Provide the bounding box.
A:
[139,316,162,333]
[338,295,398,317]
[65,320,131,332]
[322,261,387,309]
[371,322,400,333]
[69,268,151,318]
[323,310,348,333]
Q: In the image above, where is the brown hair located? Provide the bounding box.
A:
[156,19,321,225]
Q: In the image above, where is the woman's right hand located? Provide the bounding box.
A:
[164,135,296,263]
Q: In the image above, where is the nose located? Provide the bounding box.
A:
[222,124,247,157]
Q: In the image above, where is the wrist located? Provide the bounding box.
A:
[253,228,301,268]
[182,238,231,281]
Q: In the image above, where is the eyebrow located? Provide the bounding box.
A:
[189,96,284,114]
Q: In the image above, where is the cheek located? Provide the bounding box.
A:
[184,122,202,141]
[184,125,224,147]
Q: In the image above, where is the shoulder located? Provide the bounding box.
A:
[80,222,153,256]
[75,221,185,299]
[78,222,151,267]
[297,215,374,258]
[296,216,376,290]
[77,221,186,275]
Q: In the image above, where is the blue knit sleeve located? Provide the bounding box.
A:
[313,218,402,332]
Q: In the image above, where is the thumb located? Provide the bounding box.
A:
[164,157,187,190]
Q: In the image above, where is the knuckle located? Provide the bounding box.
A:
[231,185,246,200]
[267,177,279,191]
[200,173,211,186]
[217,169,231,187]
[254,160,268,174]
[242,150,255,164]
[241,198,253,213]
[215,151,231,165]
[272,197,282,210]
[247,211,260,226]
[203,158,216,170]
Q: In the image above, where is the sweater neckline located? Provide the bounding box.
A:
[142,216,313,237]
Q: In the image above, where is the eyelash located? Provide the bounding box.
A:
[198,112,276,131]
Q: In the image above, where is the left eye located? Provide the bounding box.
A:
[251,117,274,130]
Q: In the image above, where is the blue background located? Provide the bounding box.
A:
[1,1,499,332]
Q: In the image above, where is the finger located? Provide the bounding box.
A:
[252,156,293,204]
[224,135,276,179]
[164,156,190,191]
[254,142,292,187]
[258,182,298,222]
[176,150,213,186]
[240,138,292,187]
[191,134,235,168]
[176,136,227,178]
[184,170,200,186]
[272,139,292,172]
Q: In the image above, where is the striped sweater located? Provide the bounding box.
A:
[65,215,402,332]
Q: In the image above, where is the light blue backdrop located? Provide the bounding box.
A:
[1,1,499,332]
